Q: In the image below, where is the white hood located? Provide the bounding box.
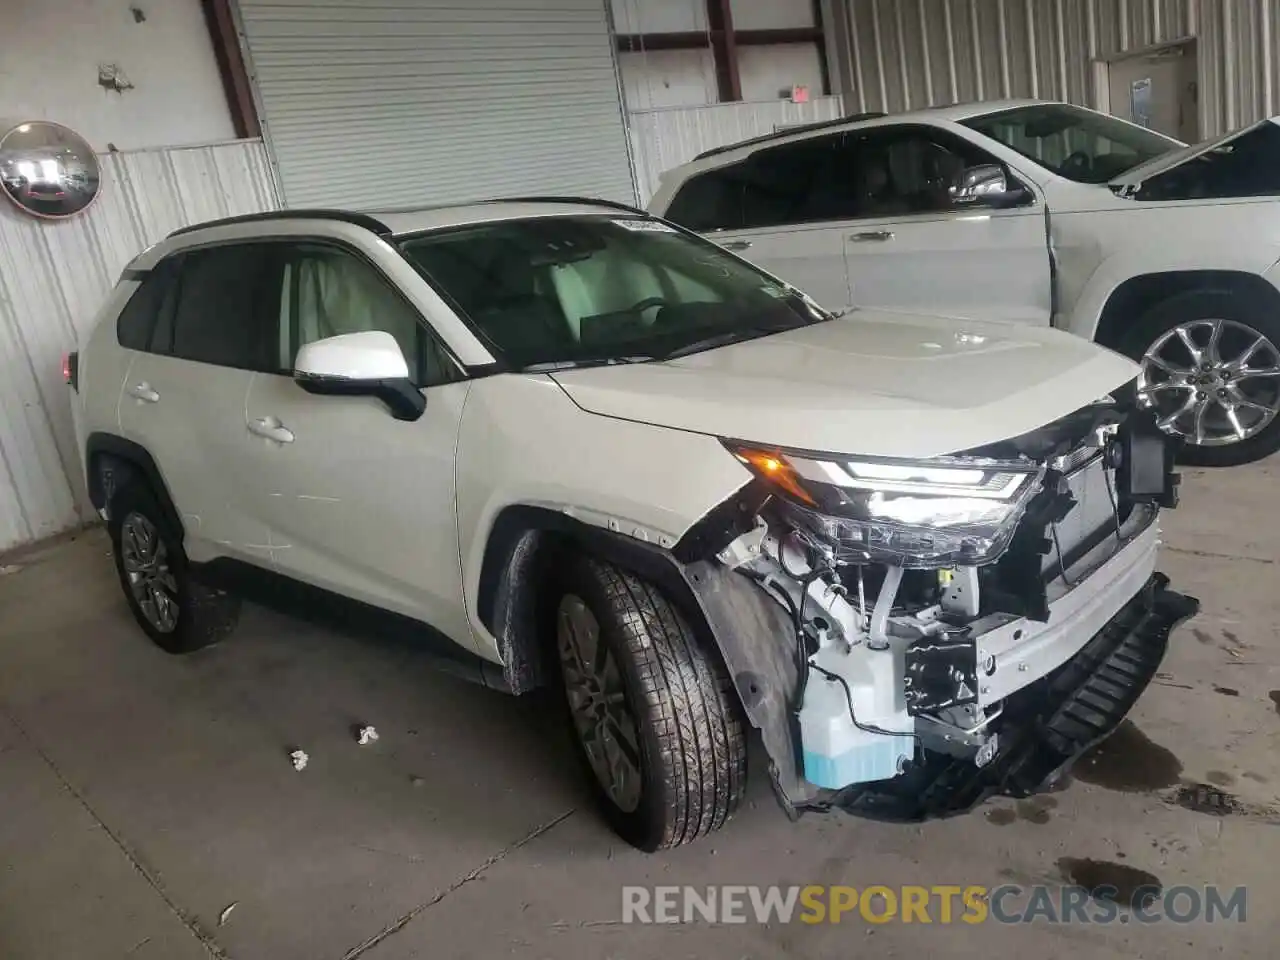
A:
[550,310,1138,459]
[1109,117,1279,191]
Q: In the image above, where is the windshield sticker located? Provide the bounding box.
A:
[612,218,679,233]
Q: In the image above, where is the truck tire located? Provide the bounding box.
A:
[107,479,241,654]
[551,554,746,851]
[1121,289,1280,467]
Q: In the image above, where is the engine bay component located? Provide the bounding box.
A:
[699,396,1197,815]
[903,629,978,715]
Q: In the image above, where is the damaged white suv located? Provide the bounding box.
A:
[67,199,1198,851]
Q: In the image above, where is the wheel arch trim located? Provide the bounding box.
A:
[1072,266,1280,347]
[84,433,184,537]
[476,503,709,696]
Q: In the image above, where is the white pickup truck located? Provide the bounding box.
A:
[648,99,1280,466]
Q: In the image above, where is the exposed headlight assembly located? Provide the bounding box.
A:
[727,441,1045,568]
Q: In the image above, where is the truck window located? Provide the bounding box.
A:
[1137,123,1280,201]
[663,166,745,232]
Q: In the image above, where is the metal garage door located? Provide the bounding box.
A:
[234,0,636,208]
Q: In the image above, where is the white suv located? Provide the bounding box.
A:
[649,100,1280,466]
[67,199,1198,851]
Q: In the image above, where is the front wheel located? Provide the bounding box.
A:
[1122,290,1280,467]
[552,555,747,851]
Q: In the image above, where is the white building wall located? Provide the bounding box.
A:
[619,50,720,108]
[827,0,1280,139]
[0,140,279,553]
[614,0,826,108]
[739,43,826,100]
[611,0,708,33]
[0,0,235,150]
[731,0,816,30]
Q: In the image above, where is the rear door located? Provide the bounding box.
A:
[117,243,286,566]
[839,126,1053,324]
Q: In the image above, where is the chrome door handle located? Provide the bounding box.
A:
[850,231,894,242]
[128,382,160,403]
[721,240,752,251]
[249,417,295,444]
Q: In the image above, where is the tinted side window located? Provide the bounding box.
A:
[170,244,285,372]
[284,244,461,388]
[663,166,745,232]
[845,128,999,217]
[115,261,176,350]
[1138,123,1280,201]
[738,135,854,229]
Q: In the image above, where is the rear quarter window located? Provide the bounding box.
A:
[662,166,745,232]
[115,264,176,350]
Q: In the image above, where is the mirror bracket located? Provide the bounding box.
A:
[295,374,426,422]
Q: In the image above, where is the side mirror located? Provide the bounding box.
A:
[293,331,426,422]
[950,163,1030,209]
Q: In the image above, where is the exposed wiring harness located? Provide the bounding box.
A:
[807,661,915,740]
[774,527,912,741]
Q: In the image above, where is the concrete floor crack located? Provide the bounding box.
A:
[1163,545,1276,564]
[0,702,231,960]
[341,808,576,960]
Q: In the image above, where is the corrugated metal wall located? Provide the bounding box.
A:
[828,0,1280,138]
[0,140,278,553]
[629,94,847,201]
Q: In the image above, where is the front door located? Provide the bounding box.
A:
[237,241,475,650]
[839,126,1053,325]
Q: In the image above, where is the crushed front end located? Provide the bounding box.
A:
[675,396,1200,821]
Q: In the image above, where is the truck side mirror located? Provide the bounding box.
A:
[950,164,1031,209]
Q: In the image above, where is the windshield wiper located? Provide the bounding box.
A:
[662,325,793,360]
[519,355,654,372]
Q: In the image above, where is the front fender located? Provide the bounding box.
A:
[1056,203,1280,341]
[454,374,749,661]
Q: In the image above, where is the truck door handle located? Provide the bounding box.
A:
[721,240,752,251]
[249,417,295,444]
[850,231,894,242]
[129,382,160,403]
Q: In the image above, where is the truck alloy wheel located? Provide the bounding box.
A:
[1138,317,1280,447]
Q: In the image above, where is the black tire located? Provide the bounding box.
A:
[107,479,240,654]
[552,554,746,851]
[1119,289,1280,467]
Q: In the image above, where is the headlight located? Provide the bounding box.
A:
[725,441,1045,568]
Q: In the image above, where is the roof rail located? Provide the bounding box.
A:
[692,112,889,162]
[167,208,392,239]
[494,196,651,217]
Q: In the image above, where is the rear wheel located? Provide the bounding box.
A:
[1122,289,1280,466]
[107,480,240,653]
[552,554,746,851]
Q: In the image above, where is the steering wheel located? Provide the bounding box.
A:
[1060,151,1092,177]
[628,297,667,315]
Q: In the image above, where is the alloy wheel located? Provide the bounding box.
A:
[119,512,180,633]
[1138,318,1280,447]
[556,594,643,812]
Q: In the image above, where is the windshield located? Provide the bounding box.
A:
[961,103,1181,184]
[398,216,826,369]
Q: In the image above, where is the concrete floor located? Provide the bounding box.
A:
[1,461,1277,960]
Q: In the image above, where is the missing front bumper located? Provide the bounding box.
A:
[815,573,1199,822]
